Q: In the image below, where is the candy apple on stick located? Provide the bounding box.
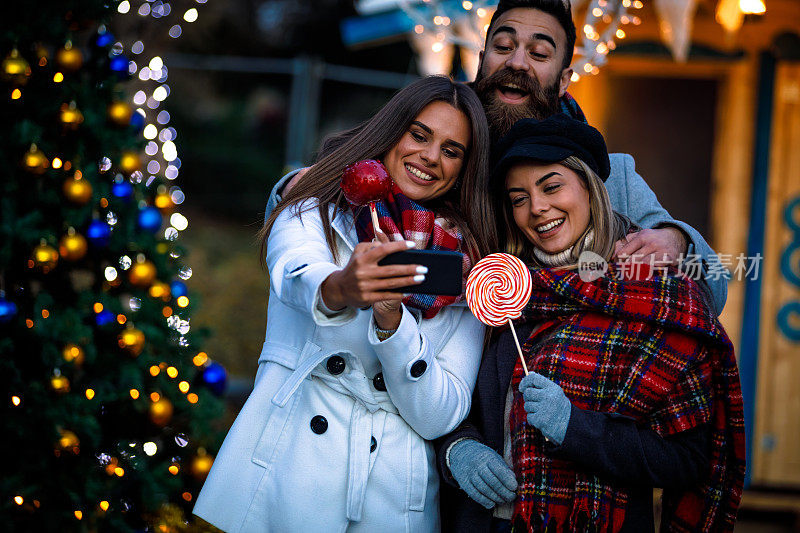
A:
[341,160,393,236]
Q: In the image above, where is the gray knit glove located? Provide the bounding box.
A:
[448,439,517,509]
[519,371,572,445]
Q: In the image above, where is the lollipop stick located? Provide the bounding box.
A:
[508,318,529,376]
[369,202,382,235]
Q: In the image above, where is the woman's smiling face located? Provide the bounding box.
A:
[505,161,591,254]
[383,101,471,203]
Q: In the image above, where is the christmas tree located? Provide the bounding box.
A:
[1,1,225,530]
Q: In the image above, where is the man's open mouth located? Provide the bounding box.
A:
[497,83,529,103]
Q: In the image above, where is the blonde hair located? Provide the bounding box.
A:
[500,155,631,269]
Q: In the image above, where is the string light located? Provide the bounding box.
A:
[11,395,21,406]
[193,352,208,366]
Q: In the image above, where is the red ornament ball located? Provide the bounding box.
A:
[340,160,393,206]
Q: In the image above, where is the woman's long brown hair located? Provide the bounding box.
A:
[258,75,496,266]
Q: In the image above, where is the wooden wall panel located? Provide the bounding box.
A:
[752,62,800,486]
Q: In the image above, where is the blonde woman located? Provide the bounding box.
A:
[439,115,745,533]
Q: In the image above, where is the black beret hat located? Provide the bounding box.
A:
[493,114,611,182]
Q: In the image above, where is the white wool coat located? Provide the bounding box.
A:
[194,202,484,532]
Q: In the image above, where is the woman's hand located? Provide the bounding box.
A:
[448,439,517,509]
[371,232,407,330]
[519,372,572,445]
[320,236,425,314]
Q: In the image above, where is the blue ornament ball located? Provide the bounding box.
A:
[130,111,145,132]
[170,280,187,298]
[87,220,112,246]
[95,309,115,326]
[0,297,18,324]
[112,181,134,200]
[95,32,114,48]
[202,362,227,396]
[109,55,130,79]
[137,206,162,233]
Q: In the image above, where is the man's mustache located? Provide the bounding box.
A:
[475,68,540,96]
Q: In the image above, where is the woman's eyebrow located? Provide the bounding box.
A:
[411,121,432,134]
[535,171,561,185]
[507,187,526,194]
[444,139,467,152]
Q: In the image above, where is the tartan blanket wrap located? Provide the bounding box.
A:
[353,183,471,319]
[508,266,745,533]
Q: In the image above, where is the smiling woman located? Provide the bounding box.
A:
[505,161,591,256]
[443,114,745,533]
[383,101,471,203]
[194,76,496,532]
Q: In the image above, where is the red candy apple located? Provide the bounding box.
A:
[340,160,393,206]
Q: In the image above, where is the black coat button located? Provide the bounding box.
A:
[310,415,328,434]
[370,436,377,453]
[326,355,345,375]
[373,372,386,392]
[410,360,427,378]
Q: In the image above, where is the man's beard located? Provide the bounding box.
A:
[474,68,561,142]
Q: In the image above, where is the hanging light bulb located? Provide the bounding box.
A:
[739,0,765,15]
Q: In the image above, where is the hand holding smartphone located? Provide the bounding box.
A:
[378,249,463,296]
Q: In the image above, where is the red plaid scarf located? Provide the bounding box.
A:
[509,266,745,532]
[353,183,471,319]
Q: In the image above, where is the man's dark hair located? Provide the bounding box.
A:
[484,0,577,71]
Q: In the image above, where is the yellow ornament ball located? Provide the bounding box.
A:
[63,174,92,205]
[55,42,82,72]
[32,241,59,272]
[22,144,49,175]
[59,102,84,131]
[149,281,171,301]
[59,228,88,261]
[1,49,31,85]
[108,101,133,127]
[149,397,174,427]
[190,449,214,482]
[118,327,145,356]
[62,343,85,366]
[50,372,70,394]
[129,259,157,288]
[119,151,142,174]
[57,429,80,453]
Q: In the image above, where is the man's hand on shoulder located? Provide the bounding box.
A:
[614,226,688,266]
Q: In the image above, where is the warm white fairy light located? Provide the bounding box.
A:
[143,124,158,139]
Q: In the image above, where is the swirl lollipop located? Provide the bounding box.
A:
[341,160,393,236]
[466,253,533,374]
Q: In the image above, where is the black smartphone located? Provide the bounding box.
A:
[378,249,463,296]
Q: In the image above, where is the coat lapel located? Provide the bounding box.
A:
[329,205,357,253]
